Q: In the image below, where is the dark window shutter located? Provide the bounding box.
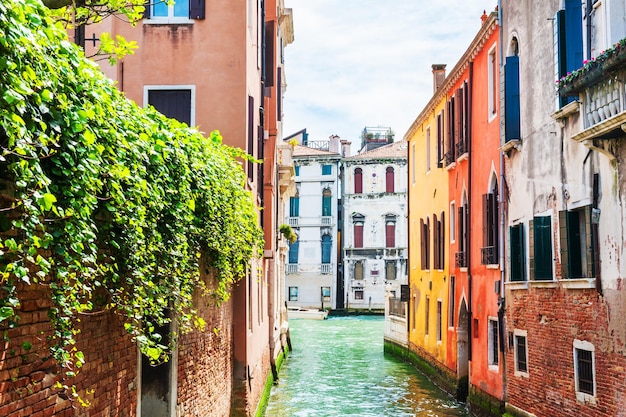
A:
[482,194,489,247]
[264,21,275,87]
[277,68,282,121]
[583,205,595,278]
[247,95,255,181]
[440,211,445,269]
[386,223,395,248]
[437,113,443,168]
[458,205,464,252]
[426,218,431,270]
[564,0,583,73]
[533,216,553,280]
[510,224,525,281]
[289,240,299,264]
[559,210,570,279]
[148,89,192,125]
[567,210,583,278]
[504,56,521,142]
[189,0,205,19]
[289,197,299,217]
[433,214,439,268]
[464,81,470,144]
[420,219,425,269]
[143,1,150,19]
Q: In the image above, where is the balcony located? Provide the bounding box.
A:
[455,139,468,161]
[455,251,467,268]
[444,149,456,168]
[481,246,497,265]
[286,264,299,274]
[320,263,332,274]
[557,39,626,146]
[321,216,332,226]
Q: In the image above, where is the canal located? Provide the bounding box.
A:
[265,316,469,417]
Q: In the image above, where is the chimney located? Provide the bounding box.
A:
[340,139,352,157]
[329,134,340,153]
[432,64,447,93]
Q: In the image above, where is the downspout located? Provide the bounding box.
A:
[467,61,474,362]
[496,0,507,403]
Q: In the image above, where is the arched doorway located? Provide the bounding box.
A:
[456,299,469,401]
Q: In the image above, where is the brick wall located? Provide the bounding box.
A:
[1,272,237,416]
[505,286,626,417]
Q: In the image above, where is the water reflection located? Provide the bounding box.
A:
[265,316,468,417]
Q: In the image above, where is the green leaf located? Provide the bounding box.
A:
[0,307,14,322]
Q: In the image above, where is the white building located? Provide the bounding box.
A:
[284,133,347,310]
[342,140,408,312]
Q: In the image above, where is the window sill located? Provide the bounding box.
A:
[445,162,457,171]
[505,281,528,290]
[143,18,195,25]
[457,153,468,163]
[530,280,558,289]
[514,370,529,378]
[551,99,580,121]
[576,392,597,405]
[486,264,500,270]
[460,267,468,273]
[488,364,499,372]
[560,278,596,290]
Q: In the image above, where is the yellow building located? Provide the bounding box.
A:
[404,65,457,392]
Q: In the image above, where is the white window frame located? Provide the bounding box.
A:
[488,317,499,369]
[143,85,196,127]
[144,0,194,24]
[573,339,597,404]
[513,329,529,377]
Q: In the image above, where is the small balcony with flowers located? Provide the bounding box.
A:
[556,38,626,150]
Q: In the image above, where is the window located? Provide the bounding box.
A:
[554,0,583,107]
[289,195,300,217]
[481,186,499,265]
[559,205,595,279]
[457,202,468,268]
[147,0,206,21]
[386,167,395,193]
[436,111,444,168]
[322,164,332,175]
[510,223,526,281]
[288,239,299,264]
[321,234,332,264]
[354,261,364,280]
[448,276,455,327]
[530,216,553,280]
[488,318,499,366]
[146,88,193,126]
[353,214,364,248]
[433,211,445,270]
[354,168,363,194]
[488,46,498,117]
[574,340,596,401]
[322,189,332,217]
[294,165,300,176]
[425,296,430,336]
[420,217,430,270]
[450,202,456,243]
[426,127,431,172]
[289,287,298,301]
[504,55,521,142]
[355,290,364,300]
[385,215,396,248]
[514,330,528,375]
[445,97,456,165]
[436,300,442,341]
[385,261,396,280]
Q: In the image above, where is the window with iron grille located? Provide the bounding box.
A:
[488,318,499,366]
[481,188,499,265]
[574,340,595,399]
[514,333,528,374]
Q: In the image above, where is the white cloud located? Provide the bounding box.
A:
[282,0,495,152]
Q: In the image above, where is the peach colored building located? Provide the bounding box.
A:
[83,1,295,416]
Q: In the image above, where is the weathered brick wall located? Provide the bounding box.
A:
[1,272,238,417]
[505,286,626,417]
[0,283,137,417]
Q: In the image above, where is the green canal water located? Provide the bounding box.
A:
[265,316,469,417]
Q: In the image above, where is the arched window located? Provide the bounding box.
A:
[354,168,363,194]
[322,189,332,217]
[353,214,365,248]
[386,167,395,193]
[321,234,332,264]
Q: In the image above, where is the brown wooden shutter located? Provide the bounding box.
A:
[264,21,275,87]
[440,211,445,269]
[277,68,282,121]
[386,222,395,248]
[558,210,569,279]
[433,214,439,268]
[355,224,364,248]
[482,193,489,247]
[420,218,425,270]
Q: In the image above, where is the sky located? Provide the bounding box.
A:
[282,0,497,153]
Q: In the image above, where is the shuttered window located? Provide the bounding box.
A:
[289,196,299,217]
[437,111,444,168]
[530,216,553,280]
[354,168,363,194]
[510,224,526,281]
[354,224,364,248]
[148,89,192,125]
[481,192,499,265]
[504,56,521,142]
[554,0,583,106]
[322,189,332,216]
[386,167,395,193]
[559,206,595,279]
[385,221,396,248]
[354,261,364,280]
[321,235,332,264]
[288,240,299,264]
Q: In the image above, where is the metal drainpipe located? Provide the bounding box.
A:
[467,61,474,362]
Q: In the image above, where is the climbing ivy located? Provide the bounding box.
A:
[0,0,263,379]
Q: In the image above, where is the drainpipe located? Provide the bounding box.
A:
[467,61,474,362]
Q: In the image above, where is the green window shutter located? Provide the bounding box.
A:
[533,216,553,280]
[583,205,595,278]
[559,210,570,279]
[510,224,525,281]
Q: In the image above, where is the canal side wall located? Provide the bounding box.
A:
[468,385,505,417]
[384,339,461,401]
[254,341,289,417]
